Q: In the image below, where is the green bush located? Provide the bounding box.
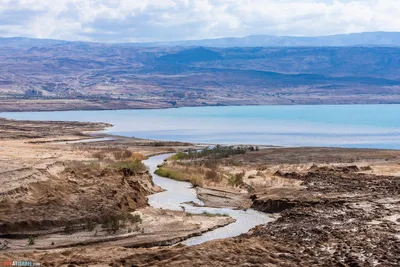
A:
[170,152,188,160]
[185,145,248,160]
[154,168,183,180]
[201,211,229,217]
[101,216,120,234]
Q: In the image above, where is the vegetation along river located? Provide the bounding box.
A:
[144,153,274,246]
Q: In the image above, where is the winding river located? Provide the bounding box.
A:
[143,154,274,246]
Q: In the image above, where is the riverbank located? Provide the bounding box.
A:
[0,118,234,254]
[134,146,400,266]
[4,98,400,113]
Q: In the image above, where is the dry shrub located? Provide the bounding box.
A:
[191,176,204,187]
[110,160,147,176]
[229,171,245,186]
[113,149,133,160]
[100,211,142,234]
[92,151,106,160]
[205,169,221,182]
[131,152,145,161]
[203,159,219,170]
[65,160,101,173]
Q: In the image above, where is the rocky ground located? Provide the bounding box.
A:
[0,119,399,266]
[116,147,400,267]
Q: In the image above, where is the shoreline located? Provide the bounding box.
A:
[1,100,400,113]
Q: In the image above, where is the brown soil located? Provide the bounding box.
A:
[0,118,233,260]
[196,187,252,209]
[1,121,399,266]
[111,149,399,267]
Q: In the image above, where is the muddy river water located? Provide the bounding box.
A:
[143,154,274,246]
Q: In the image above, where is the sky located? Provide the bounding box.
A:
[0,0,399,43]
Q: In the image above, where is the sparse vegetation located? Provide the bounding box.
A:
[155,167,203,187]
[100,212,142,234]
[185,145,248,160]
[201,211,229,217]
[64,222,76,234]
[170,152,189,160]
[65,160,101,173]
[85,219,96,231]
[155,167,185,181]
[228,171,245,186]
[28,236,36,246]
[151,141,192,147]
[185,211,229,217]
[92,151,106,160]
[131,152,146,161]
[131,214,143,224]
[0,240,10,250]
[205,169,221,182]
[113,149,133,160]
[109,160,146,175]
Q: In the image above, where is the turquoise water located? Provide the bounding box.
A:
[2,105,400,149]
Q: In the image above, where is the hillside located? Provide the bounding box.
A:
[1,40,400,111]
[146,32,400,47]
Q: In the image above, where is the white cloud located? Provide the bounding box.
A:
[0,0,399,42]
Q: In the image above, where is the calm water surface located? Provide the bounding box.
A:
[2,105,400,149]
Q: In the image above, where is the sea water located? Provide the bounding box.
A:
[2,105,400,149]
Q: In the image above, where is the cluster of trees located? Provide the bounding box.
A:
[182,145,259,160]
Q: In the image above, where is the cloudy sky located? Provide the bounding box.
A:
[0,0,399,42]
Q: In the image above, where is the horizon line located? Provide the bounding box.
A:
[0,30,399,45]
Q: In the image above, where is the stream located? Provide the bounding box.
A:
[143,154,274,246]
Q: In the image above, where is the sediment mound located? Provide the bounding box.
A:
[0,163,159,235]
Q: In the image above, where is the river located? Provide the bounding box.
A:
[143,154,274,246]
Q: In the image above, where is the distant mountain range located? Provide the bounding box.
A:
[1,32,400,48]
[145,32,400,48]
[1,32,400,111]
